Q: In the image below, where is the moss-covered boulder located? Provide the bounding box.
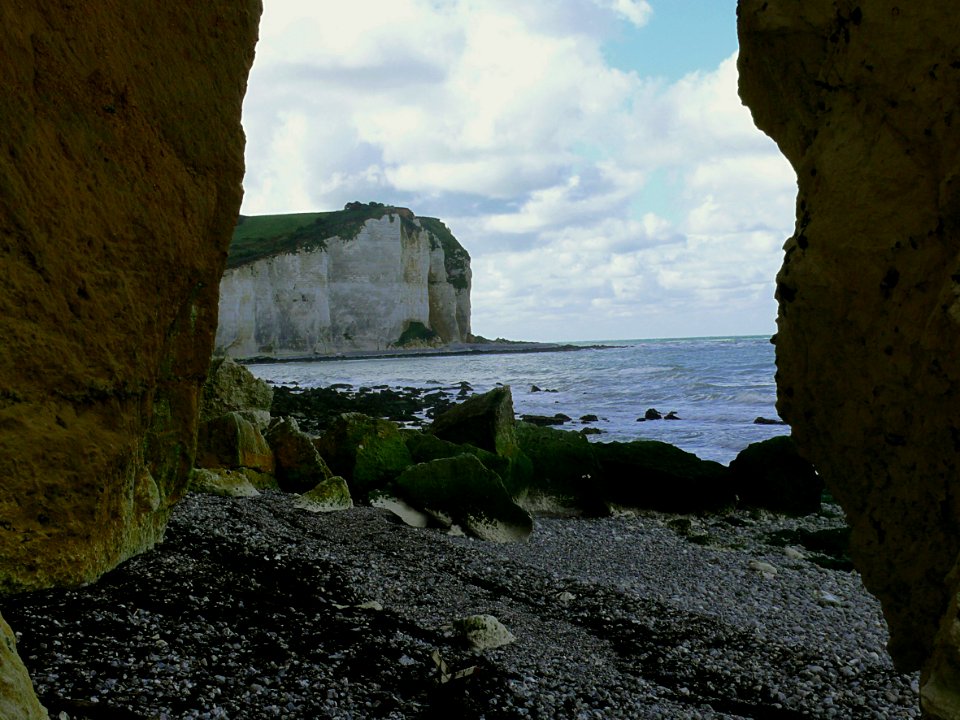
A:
[196,411,275,474]
[201,357,273,430]
[514,422,604,514]
[189,468,260,498]
[396,455,533,542]
[405,431,510,481]
[593,440,734,513]
[730,435,822,516]
[293,476,353,513]
[314,413,412,499]
[428,386,519,457]
[265,417,333,493]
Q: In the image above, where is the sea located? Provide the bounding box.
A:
[245,335,788,466]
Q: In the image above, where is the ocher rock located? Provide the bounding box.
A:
[0,1,261,594]
[314,413,412,498]
[738,0,960,709]
[0,613,47,719]
[196,411,275,474]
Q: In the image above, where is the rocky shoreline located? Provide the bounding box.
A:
[2,491,918,719]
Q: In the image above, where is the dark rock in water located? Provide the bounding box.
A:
[531,385,542,392]
[754,417,787,425]
[520,414,567,427]
[265,418,333,493]
[644,408,663,420]
[515,423,604,514]
[730,436,822,516]
[429,386,519,457]
[314,414,411,499]
[580,414,599,423]
[593,440,734,513]
[270,385,426,434]
[396,455,533,542]
[580,427,604,436]
[664,411,681,421]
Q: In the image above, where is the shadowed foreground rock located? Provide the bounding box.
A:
[0,1,261,591]
[738,2,960,715]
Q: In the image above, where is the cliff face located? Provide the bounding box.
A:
[215,205,472,358]
[738,2,960,715]
[0,0,261,595]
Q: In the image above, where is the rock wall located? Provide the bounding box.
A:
[215,210,472,358]
[0,0,261,595]
[738,2,960,714]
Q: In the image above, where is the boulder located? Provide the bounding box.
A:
[293,476,353,513]
[265,418,333,493]
[200,357,273,429]
[196,411,275,474]
[396,455,533,542]
[313,413,412,498]
[593,440,734,513]
[514,422,603,514]
[451,614,516,651]
[729,436,822,515]
[0,0,260,595]
[0,613,47,719]
[189,468,260,498]
[428,386,519,457]
[405,431,511,486]
[739,1,960,702]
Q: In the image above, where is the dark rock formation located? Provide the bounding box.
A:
[730,436,822,516]
[738,2,960,713]
[265,418,333,493]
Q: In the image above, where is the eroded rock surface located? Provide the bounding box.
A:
[738,1,960,710]
[0,1,261,590]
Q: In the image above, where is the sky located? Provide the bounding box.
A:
[239,0,798,342]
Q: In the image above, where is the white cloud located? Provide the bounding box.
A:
[241,1,796,340]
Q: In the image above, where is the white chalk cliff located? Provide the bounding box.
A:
[215,204,471,358]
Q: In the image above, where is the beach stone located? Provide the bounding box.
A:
[730,436,821,516]
[266,417,334,493]
[196,412,275,474]
[740,3,960,696]
[451,614,516,651]
[201,357,273,430]
[189,468,260,498]
[293,476,353,513]
[313,413,412,498]
[0,0,259,595]
[0,613,47,719]
[593,440,734,513]
[396,455,533,542]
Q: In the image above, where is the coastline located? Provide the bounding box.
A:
[238,340,618,365]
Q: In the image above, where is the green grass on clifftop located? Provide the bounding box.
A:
[227,203,420,269]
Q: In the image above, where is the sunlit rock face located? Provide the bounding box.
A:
[738,1,960,714]
[0,1,261,593]
[215,210,472,358]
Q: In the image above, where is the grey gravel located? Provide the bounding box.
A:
[2,491,919,719]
